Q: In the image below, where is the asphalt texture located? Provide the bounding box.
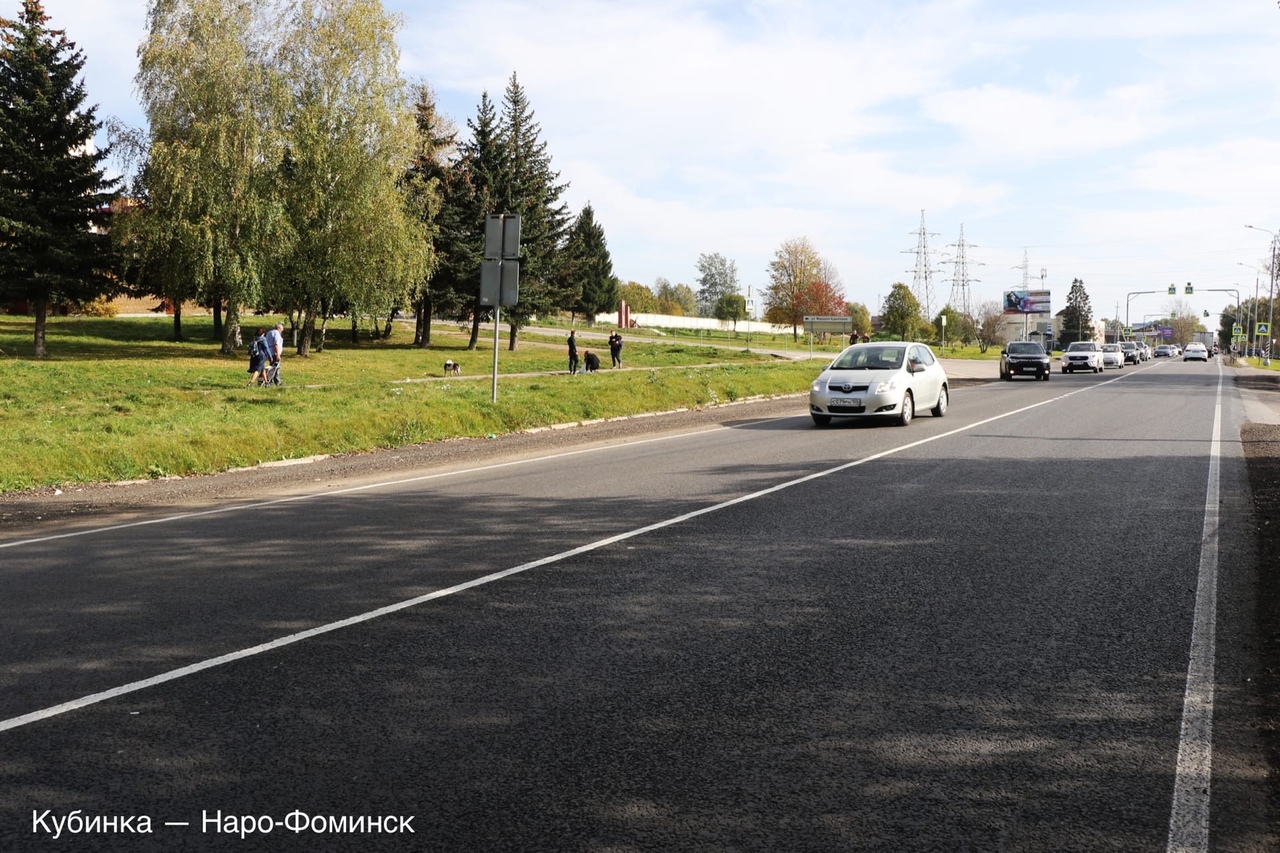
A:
[1,360,1277,852]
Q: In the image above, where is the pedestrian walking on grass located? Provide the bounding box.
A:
[246,327,269,386]
[265,322,285,385]
[567,329,579,375]
[608,331,623,368]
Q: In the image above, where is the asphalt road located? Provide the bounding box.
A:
[0,359,1273,852]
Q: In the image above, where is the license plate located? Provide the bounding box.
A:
[829,398,860,409]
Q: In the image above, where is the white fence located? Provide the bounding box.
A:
[628,312,792,335]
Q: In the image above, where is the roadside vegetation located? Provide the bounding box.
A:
[0,317,822,492]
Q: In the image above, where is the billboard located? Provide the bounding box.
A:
[1003,290,1051,315]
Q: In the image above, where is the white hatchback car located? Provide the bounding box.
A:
[1101,343,1125,369]
[810,342,949,426]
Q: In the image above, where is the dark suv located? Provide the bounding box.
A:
[1000,341,1051,381]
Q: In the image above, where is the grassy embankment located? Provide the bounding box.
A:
[0,315,826,492]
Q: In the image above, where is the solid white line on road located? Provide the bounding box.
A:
[0,429,728,550]
[1,389,1095,734]
[1166,365,1223,853]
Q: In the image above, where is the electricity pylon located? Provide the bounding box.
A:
[902,210,940,320]
[943,224,980,319]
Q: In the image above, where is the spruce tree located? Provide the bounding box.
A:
[496,73,570,349]
[564,203,617,324]
[405,83,453,347]
[1059,278,1094,347]
[454,90,503,349]
[0,0,118,356]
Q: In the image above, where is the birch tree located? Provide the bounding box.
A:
[272,0,429,356]
[134,0,284,354]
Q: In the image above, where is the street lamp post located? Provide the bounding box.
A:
[1125,289,1165,333]
[1269,239,1279,365]
[1238,262,1261,357]
[1245,226,1278,365]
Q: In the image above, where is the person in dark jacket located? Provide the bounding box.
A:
[608,331,622,367]
[567,330,579,374]
[583,350,600,373]
[246,327,269,386]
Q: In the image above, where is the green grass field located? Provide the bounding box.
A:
[0,315,826,492]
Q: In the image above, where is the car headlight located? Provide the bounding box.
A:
[811,380,825,392]
[874,378,899,394]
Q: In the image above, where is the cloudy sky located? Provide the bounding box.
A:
[31,0,1280,324]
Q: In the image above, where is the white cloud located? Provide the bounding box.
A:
[19,0,1280,315]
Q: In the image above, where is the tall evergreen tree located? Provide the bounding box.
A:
[563,202,616,324]
[405,82,452,347]
[495,73,570,350]
[453,90,502,349]
[1058,278,1094,347]
[0,0,118,357]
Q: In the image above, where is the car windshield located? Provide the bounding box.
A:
[1007,342,1044,355]
[830,345,905,370]
[1067,342,1097,351]
[1103,344,1120,351]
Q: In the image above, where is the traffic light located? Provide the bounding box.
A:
[1185,283,1193,295]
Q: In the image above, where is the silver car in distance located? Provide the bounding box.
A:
[809,342,949,427]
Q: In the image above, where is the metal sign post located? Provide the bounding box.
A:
[480,214,521,402]
[804,315,853,359]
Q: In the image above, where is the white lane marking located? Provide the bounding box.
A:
[1,391,1084,733]
[1166,365,1223,852]
[0,380,1096,551]
[0,428,733,550]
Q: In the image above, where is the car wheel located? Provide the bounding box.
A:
[1043,371,1050,381]
[811,414,831,426]
[931,385,948,417]
[1061,366,1067,373]
[897,391,914,426]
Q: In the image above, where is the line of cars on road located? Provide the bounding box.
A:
[999,337,1212,380]
[807,335,1214,429]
